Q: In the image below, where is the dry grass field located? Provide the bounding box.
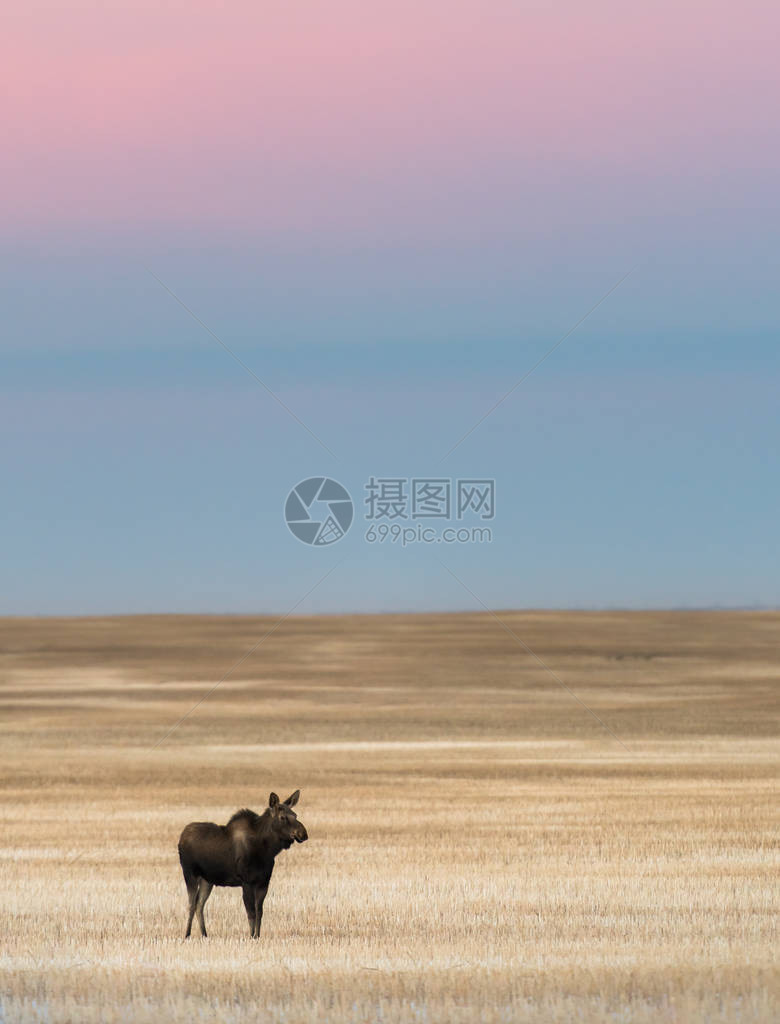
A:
[0,611,777,1023]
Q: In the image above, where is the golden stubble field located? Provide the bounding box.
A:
[0,611,777,1022]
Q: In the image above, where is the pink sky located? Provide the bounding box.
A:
[2,1,779,230]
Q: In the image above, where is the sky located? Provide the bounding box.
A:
[2,0,778,615]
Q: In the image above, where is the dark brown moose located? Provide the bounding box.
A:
[178,790,308,938]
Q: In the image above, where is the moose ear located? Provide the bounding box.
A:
[284,789,300,807]
[269,792,280,809]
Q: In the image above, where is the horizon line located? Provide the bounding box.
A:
[2,605,778,621]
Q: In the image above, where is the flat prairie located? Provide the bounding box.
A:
[0,611,777,1023]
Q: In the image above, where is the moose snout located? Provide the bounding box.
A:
[295,825,308,843]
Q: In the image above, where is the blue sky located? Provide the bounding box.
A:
[2,0,779,615]
[2,228,778,615]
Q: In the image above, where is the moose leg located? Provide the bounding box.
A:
[195,879,214,937]
[252,885,268,939]
[242,885,256,937]
[184,874,199,939]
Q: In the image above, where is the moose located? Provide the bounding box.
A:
[177,790,308,938]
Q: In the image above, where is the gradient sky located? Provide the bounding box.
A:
[2,1,778,614]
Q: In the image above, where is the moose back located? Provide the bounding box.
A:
[178,790,308,938]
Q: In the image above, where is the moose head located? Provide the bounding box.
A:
[268,790,308,849]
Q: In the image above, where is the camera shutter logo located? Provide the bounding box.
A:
[284,477,354,546]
